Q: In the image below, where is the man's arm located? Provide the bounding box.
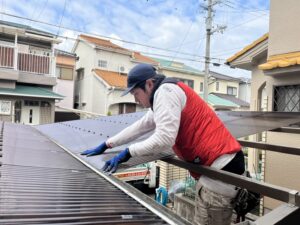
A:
[106,110,155,148]
[129,83,186,156]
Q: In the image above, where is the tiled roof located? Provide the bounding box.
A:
[210,71,241,82]
[94,69,127,89]
[212,93,250,107]
[79,34,130,53]
[226,33,269,63]
[151,57,203,75]
[258,52,300,70]
[132,52,158,65]
[0,85,64,99]
[200,93,238,108]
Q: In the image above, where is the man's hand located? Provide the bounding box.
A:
[102,148,131,173]
[80,142,108,156]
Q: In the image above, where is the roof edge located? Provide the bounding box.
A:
[226,33,269,63]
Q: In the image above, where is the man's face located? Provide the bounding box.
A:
[130,80,153,108]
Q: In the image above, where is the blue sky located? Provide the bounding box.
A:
[0,0,270,78]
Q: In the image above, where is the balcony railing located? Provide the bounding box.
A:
[18,52,50,75]
[0,44,54,76]
[0,45,14,69]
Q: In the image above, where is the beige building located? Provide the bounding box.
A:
[226,0,300,213]
[0,20,63,125]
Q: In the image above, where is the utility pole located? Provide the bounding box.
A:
[203,0,212,102]
[203,0,226,102]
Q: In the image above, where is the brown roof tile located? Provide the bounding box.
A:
[132,52,158,65]
[258,51,300,70]
[227,33,269,63]
[94,69,127,89]
[80,34,130,52]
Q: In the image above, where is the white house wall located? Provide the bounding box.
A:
[209,80,240,97]
[91,75,108,115]
[96,49,133,73]
[239,83,251,103]
[75,41,97,112]
[55,79,74,109]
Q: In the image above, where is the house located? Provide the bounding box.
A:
[151,57,249,110]
[72,34,158,115]
[0,20,63,125]
[73,33,251,115]
[54,49,79,122]
[208,71,250,111]
[150,57,204,91]
[226,0,300,214]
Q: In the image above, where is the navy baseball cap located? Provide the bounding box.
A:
[121,63,157,96]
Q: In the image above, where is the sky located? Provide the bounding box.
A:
[0,0,270,79]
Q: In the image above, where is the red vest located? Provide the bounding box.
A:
[172,82,241,177]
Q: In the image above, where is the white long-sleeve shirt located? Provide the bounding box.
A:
[107,82,237,197]
[107,83,186,156]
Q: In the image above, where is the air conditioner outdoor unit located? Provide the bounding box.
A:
[118,66,126,74]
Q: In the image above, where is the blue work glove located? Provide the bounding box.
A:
[102,148,131,173]
[80,142,108,156]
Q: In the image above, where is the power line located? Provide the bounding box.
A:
[0,11,225,61]
[170,2,201,63]
[56,0,67,37]
[35,0,48,21]
[222,0,268,17]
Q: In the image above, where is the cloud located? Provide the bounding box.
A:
[1,0,269,79]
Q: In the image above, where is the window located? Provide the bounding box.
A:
[274,85,300,112]
[41,101,50,107]
[56,67,73,80]
[178,78,194,89]
[227,86,237,96]
[216,81,219,91]
[98,60,107,68]
[200,82,204,92]
[0,100,11,115]
[24,100,39,106]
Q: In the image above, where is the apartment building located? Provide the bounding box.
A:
[0,20,63,125]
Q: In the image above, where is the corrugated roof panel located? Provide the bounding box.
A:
[35,111,300,174]
[0,122,189,225]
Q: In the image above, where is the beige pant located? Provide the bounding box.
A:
[194,181,234,225]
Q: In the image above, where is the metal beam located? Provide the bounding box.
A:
[239,140,300,156]
[254,204,300,225]
[271,127,300,134]
[162,157,300,206]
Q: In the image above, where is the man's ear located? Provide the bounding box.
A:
[146,79,154,90]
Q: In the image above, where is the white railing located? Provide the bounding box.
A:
[0,45,14,69]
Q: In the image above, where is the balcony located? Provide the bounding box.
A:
[0,43,56,86]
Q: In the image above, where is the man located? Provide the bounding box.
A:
[81,63,245,225]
